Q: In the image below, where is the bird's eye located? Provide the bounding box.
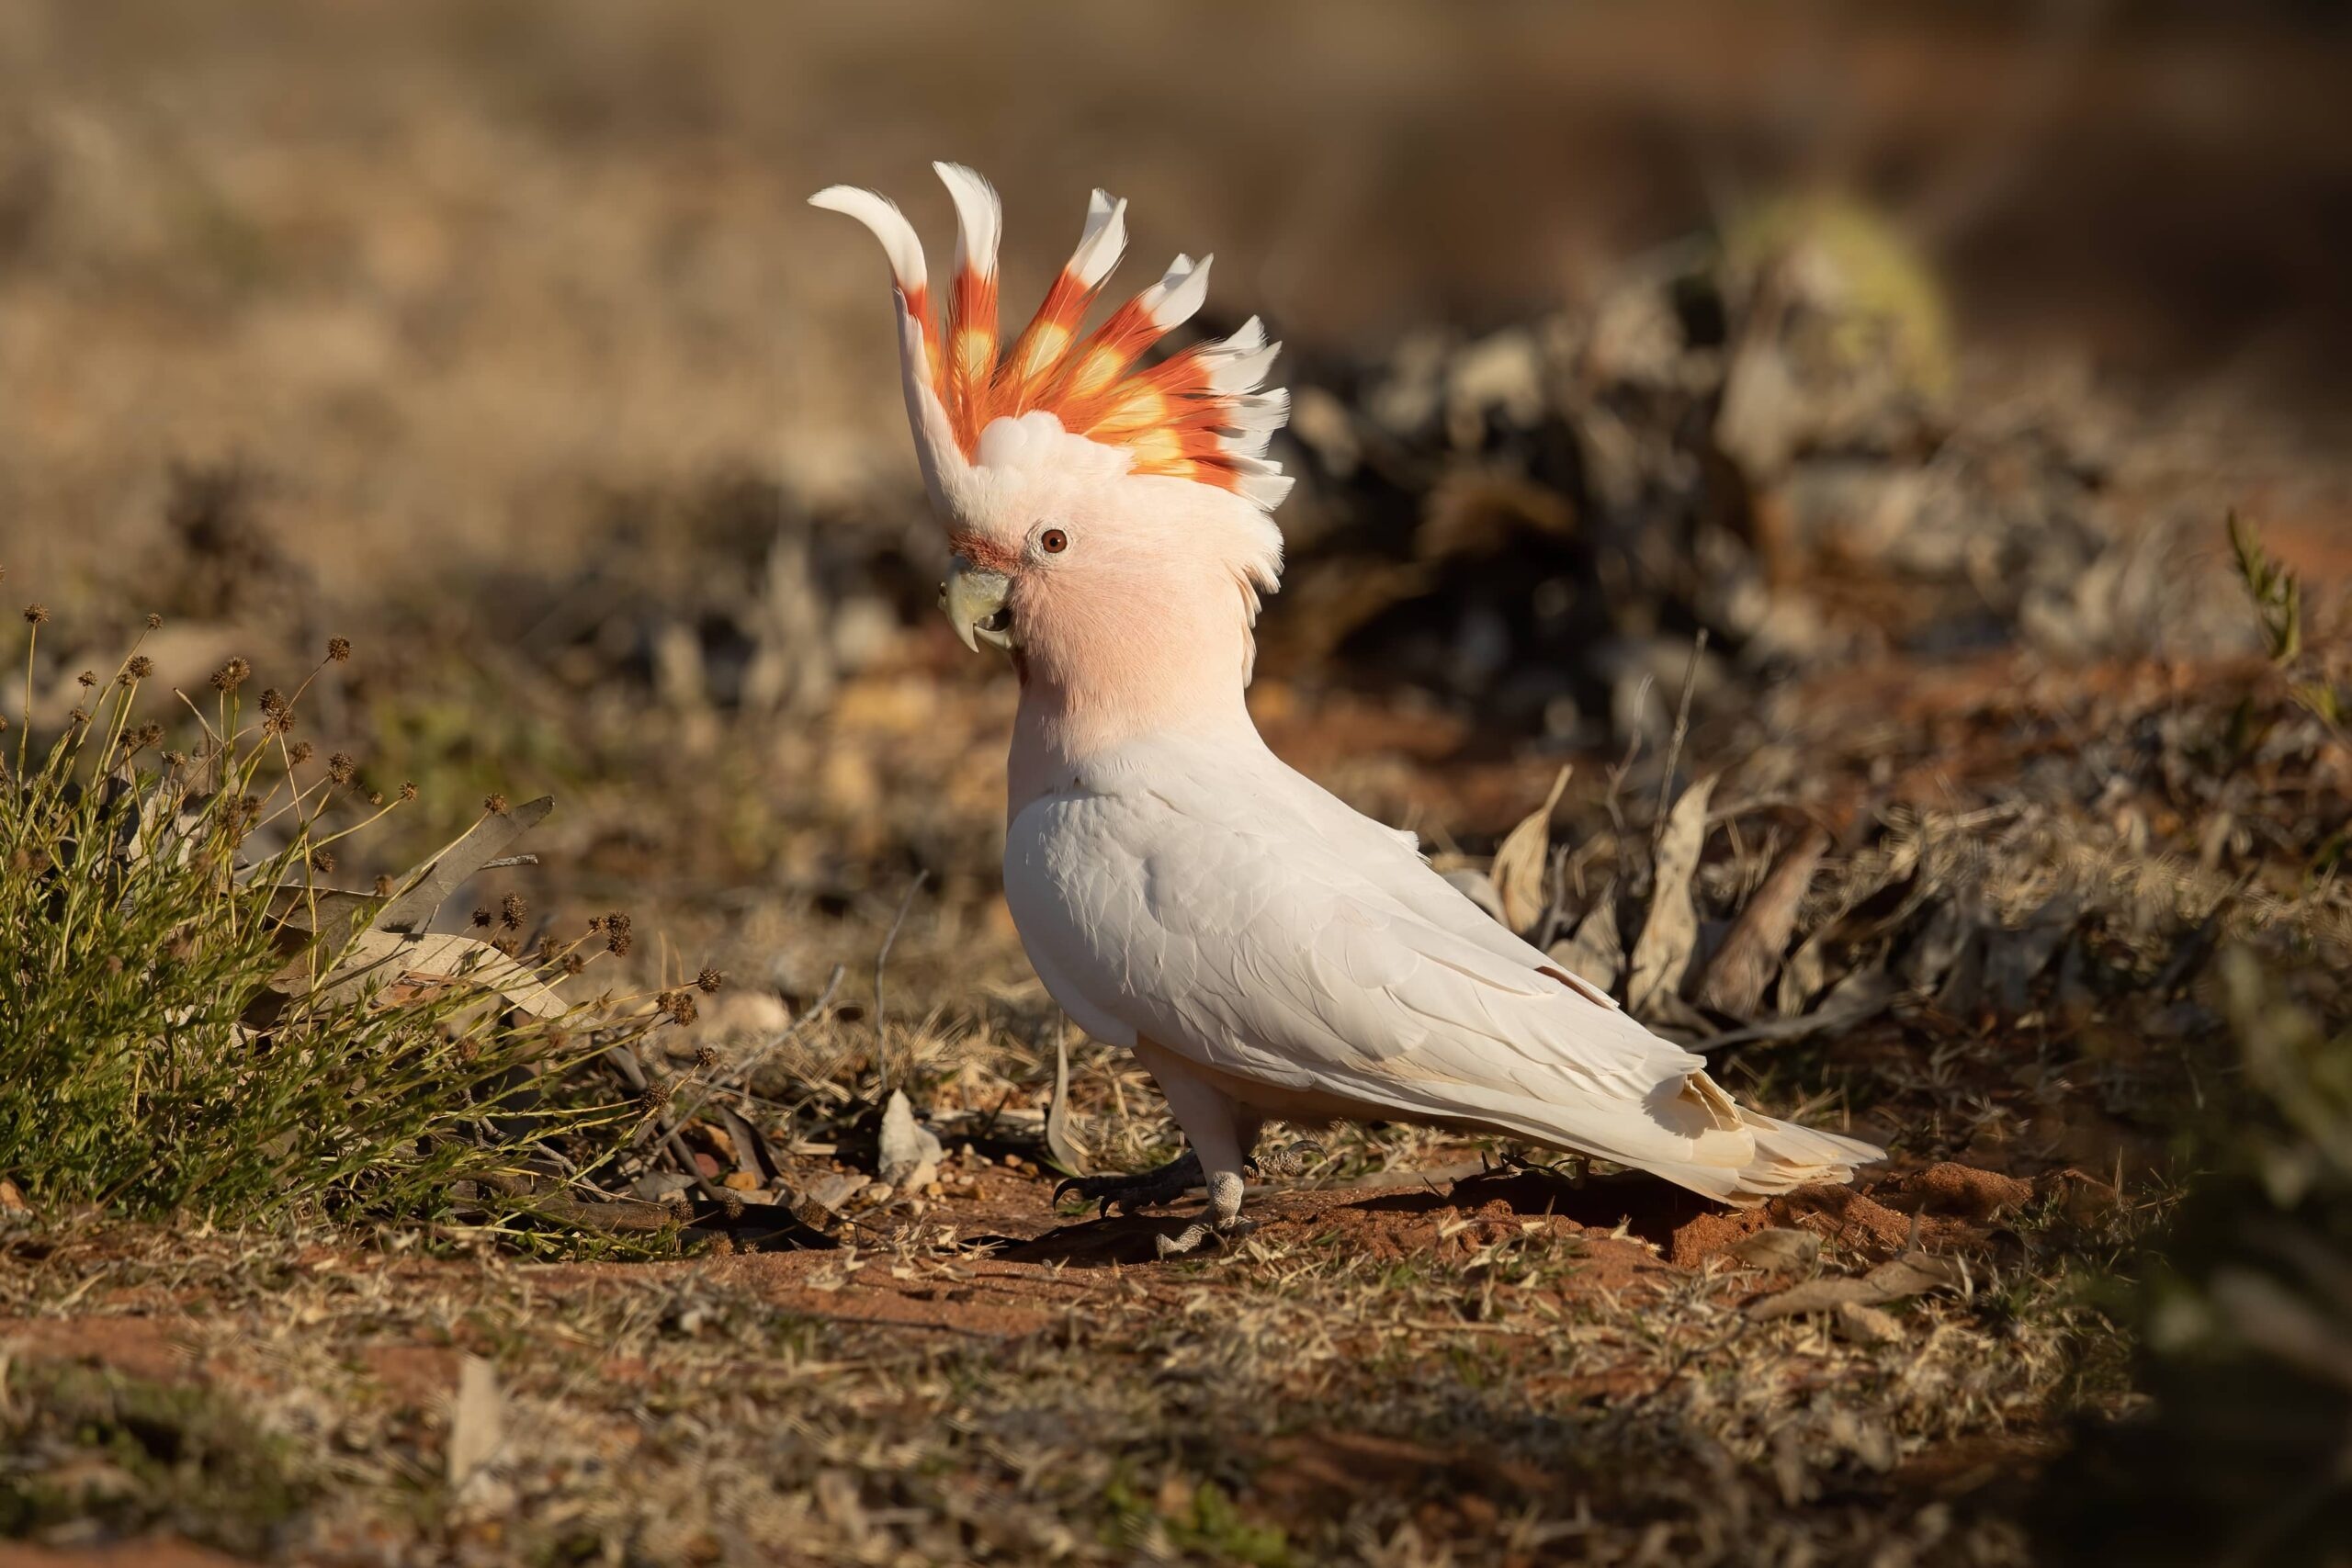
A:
[1039,527,1069,555]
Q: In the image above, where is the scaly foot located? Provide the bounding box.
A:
[1151,1170,1252,1258]
[1249,1138,1327,1180]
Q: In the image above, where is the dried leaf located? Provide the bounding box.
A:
[1492,764,1572,936]
[1442,868,1507,925]
[1550,888,1623,996]
[1984,907,2079,1020]
[1628,776,1715,1017]
[715,1104,774,1184]
[1747,1249,1969,1320]
[371,795,554,935]
[1044,1030,1091,1178]
[290,931,569,1019]
[447,1355,503,1486]
[1703,963,1894,1051]
[877,1089,943,1190]
[1729,1227,1821,1272]
[1835,1300,1905,1346]
[263,885,384,937]
[1696,828,1828,1017]
[1900,896,1975,992]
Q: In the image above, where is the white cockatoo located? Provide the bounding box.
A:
[812,165,1882,1253]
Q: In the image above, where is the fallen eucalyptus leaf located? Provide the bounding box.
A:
[1628,776,1716,1017]
[1551,887,1623,996]
[1492,764,1573,936]
[1043,1029,1091,1178]
[1697,828,1828,1018]
[1747,1248,1969,1320]
[372,795,554,935]
[1442,867,1507,925]
[1729,1227,1822,1271]
[289,930,569,1020]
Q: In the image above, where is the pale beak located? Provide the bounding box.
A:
[939,557,1018,654]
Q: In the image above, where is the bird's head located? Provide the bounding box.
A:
[810,165,1292,717]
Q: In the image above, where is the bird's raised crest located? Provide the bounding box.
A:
[811,163,1292,512]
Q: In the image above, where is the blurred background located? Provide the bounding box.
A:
[8,11,2352,1556]
[1,0,2346,969]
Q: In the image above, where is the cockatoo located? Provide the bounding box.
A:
[812,165,1882,1254]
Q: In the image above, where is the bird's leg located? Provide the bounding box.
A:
[1132,1043,1258,1259]
[1155,1167,1252,1258]
[1052,1150,1204,1218]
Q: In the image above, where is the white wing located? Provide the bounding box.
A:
[1004,734,1878,1201]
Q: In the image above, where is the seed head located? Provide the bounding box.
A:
[326,637,352,663]
[146,613,163,630]
[696,965,725,995]
[23,604,48,625]
[483,793,509,817]
[310,848,337,874]
[500,893,526,931]
[693,1043,720,1069]
[661,989,699,1026]
[262,710,296,737]
[471,908,493,929]
[399,782,418,802]
[76,670,96,689]
[259,687,288,716]
[288,739,314,764]
[562,952,586,976]
[125,655,155,681]
[209,657,250,692]
[603,911,633,956]
[642,1079,673,1109]
[68,705,90,726]
[326,752,356,785]
[374,874,396,897]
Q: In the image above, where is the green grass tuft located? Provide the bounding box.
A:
[1,613,647,1227]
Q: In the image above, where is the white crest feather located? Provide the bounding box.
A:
[1069,189,1129,288]
[808,186,929,294]
[932,162,1001,280]
[1145,254,1214,331]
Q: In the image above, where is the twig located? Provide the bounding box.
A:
[1652,627,1710,854]
[606,1045,730,1205]
[667,963,845,1130]
[873,870,928,1093]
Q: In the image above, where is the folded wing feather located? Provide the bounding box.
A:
[1004,736,1878,1200]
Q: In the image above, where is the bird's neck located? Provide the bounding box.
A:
[1003,584,1261,816]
